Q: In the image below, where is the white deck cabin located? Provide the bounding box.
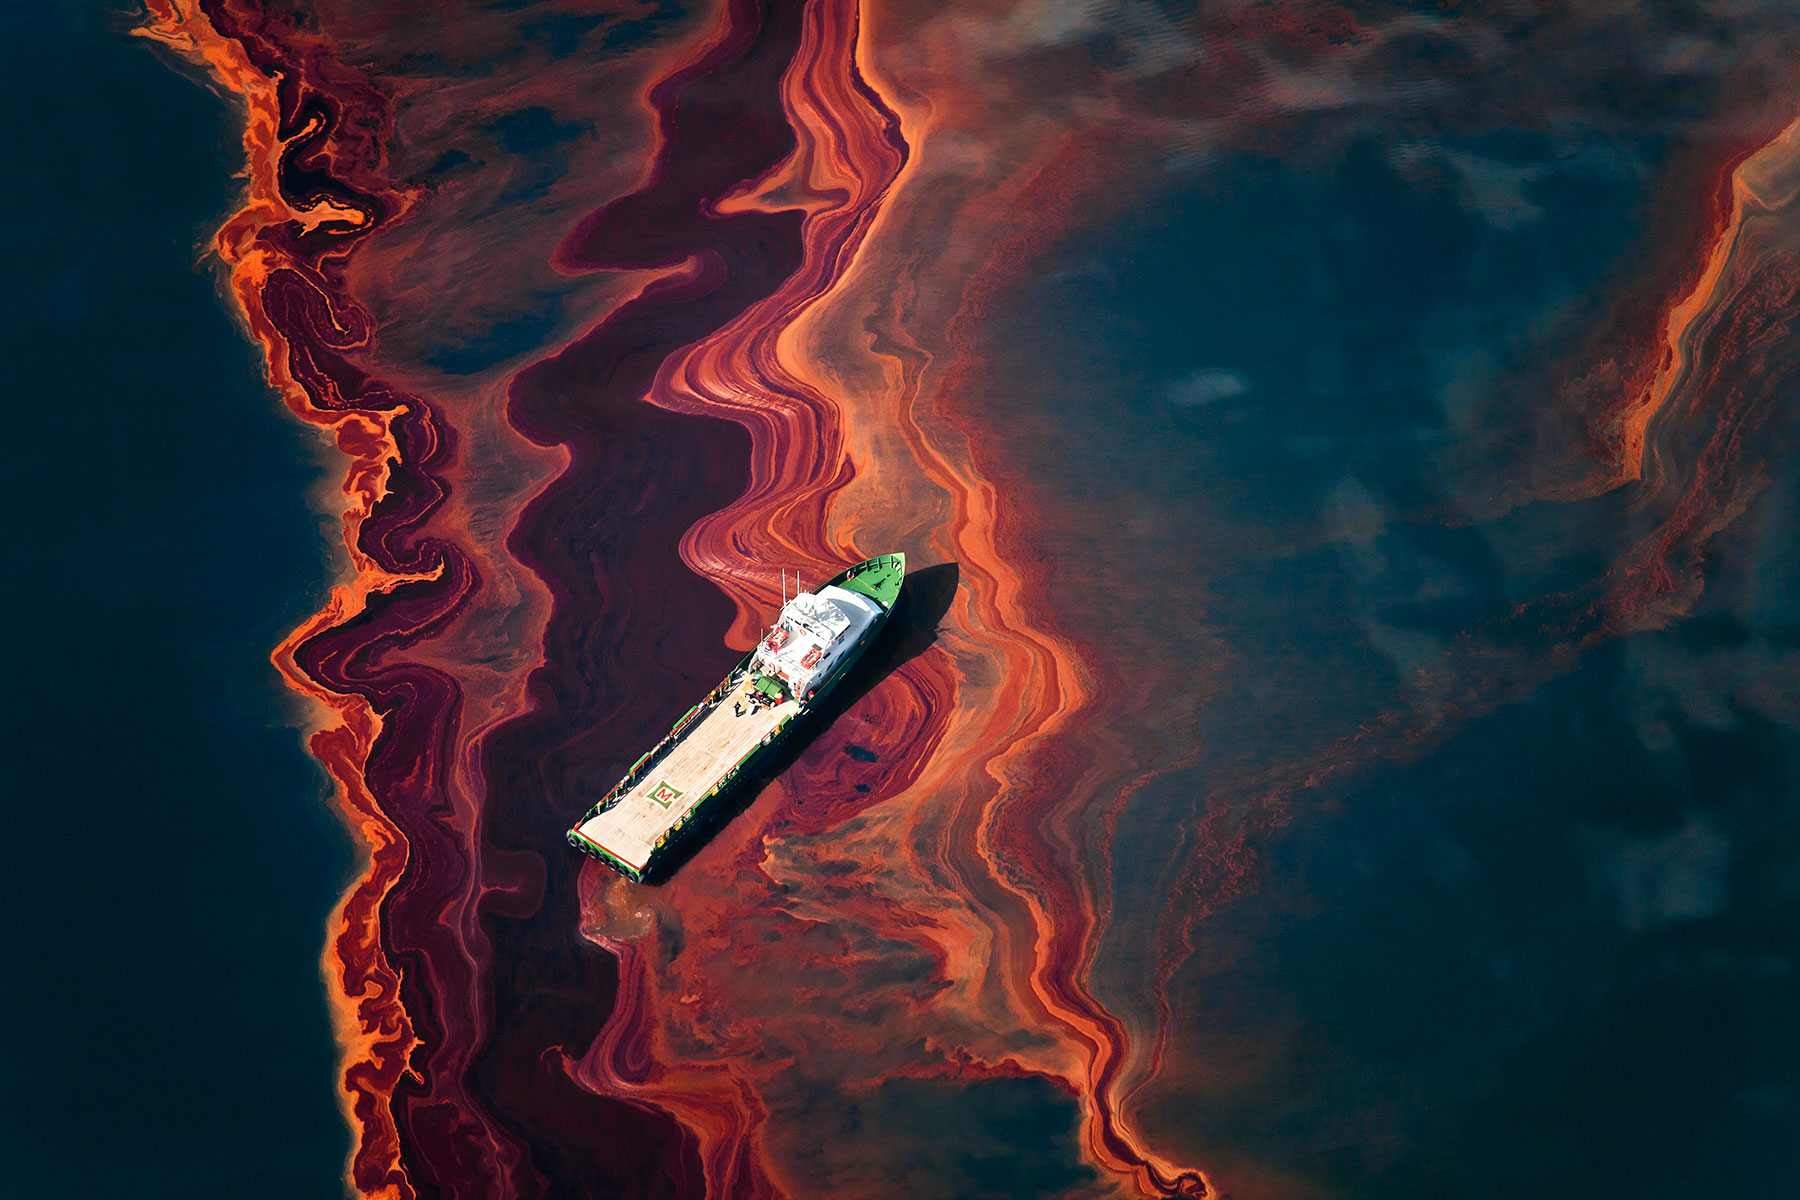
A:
[753,584,882,699]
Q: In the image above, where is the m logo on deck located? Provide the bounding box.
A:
[649,782,683,810]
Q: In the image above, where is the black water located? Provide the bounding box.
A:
[1,7,351,1197]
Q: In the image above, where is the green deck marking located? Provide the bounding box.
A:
[833,552,905,609]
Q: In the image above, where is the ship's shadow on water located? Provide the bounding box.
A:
[641,561,960,883]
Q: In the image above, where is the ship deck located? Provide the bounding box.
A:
[573,675,799,872]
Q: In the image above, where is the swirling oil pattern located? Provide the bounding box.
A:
[135,0,1800,1197]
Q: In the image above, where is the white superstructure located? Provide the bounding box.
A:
[752,585,882,698]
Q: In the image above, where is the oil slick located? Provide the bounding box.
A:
[139,1,1800,1198]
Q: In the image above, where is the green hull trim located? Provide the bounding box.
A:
[830,552,905,609]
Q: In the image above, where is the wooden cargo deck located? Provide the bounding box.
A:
[572,675,800,873]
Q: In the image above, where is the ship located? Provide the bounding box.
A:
[567,553,906,881]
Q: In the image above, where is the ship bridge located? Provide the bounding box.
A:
[753,585,881,698]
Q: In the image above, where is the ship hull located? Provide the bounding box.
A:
[567,554,905,881]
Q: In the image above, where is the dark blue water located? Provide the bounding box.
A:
[772,1075,1100,1199]
[1,7,351,1197]
[1162,635,1800,1199]
[983,127,1800,1198]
